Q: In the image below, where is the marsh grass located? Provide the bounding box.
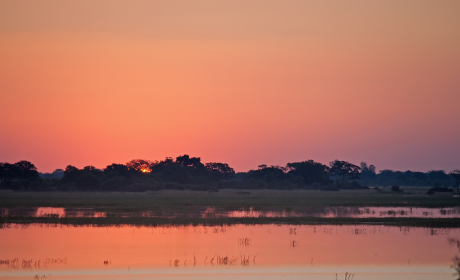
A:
[238,237,252,246]
[1,188,455,211]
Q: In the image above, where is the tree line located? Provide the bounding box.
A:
[1,155,459,192]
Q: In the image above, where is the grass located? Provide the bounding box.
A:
[1,187,458,211]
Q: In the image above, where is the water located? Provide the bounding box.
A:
[1,223,459,280]
[2,206,460,219]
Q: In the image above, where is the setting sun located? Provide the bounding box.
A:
[1,1,460,279]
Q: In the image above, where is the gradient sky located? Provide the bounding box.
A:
[1,1,460,173]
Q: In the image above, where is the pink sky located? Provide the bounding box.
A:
[1,1,460,172]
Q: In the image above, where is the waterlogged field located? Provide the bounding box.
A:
[1,189,460,279]
[1,189,459,227]
[0,224,459,280]
[2,206,460,219]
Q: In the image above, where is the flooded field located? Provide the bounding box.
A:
[1,223,459,280]
[2,206,460,219]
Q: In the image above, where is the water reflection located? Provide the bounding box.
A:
[450,238,460,280]
[2,206,460,219]
[319,206,460,218]
[0,207,105,218]
[0,223,458,279]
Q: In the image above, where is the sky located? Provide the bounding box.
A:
[1,0,460,173]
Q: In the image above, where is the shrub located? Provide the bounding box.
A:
[426,186,453,194]
[125,183,151,192]
[321,186,340,191]
[391,185,400,192]
[311,183,321,190]
[164,183,185,190]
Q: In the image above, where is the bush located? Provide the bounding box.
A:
[311,183,321,190]
[190,185,217,192]
[164,183,185,190]
[391,185,400,192]
[321,186,340,191]
[58,182,77,191]
[432,186,453,192]
[125,183,151,192]
[334,181,369,190]
[426,186,453,194]
[349,181,369,189]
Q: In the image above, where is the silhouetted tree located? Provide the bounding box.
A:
[428,170,450,181]
[205,162,235,180]
[104,163,130,177]
[0,163,19,185]
[126,159,154,173]
[76,174,99,191]
[329,160,361,182]
[176,155,204,169]
[63,165,80,182]
[286,160,331,185]
[14,161,39,180]
[83,165,97,171]
[0,163,5,184]
[449,170,460,193]
[248,165,286,184]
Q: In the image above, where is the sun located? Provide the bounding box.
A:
[140,168,151,173]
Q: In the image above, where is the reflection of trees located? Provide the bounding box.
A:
[449,238,460,280]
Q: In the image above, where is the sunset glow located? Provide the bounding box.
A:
[1,1,460,172]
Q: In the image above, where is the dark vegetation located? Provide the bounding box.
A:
[0,156,458,193]
[2,188,458,211]
[2,215,459,228]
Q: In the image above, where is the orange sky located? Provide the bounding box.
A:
[1,1,460,172]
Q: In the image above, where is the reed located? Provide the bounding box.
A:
[22,259,32,268]
[240,254,250,266]
[345,272,355,280]
[238,237,252,246]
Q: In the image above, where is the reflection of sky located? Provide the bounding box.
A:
[0,266,453,280]
[318,207,460,218]
[34,207,106,218]
[0,224,458,280]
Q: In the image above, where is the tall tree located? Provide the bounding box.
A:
[63,165,81,182]
[176,155,204,169]
[126,159,154,173]
[104,164,130,177]
[286,160,331,185]
[205,162,235,180]
[329,160,361,182]
[449,170,460,193]
[14,160,39,180]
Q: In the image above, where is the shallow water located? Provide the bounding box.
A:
[0,223,459,279]
[2,206,460,219]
